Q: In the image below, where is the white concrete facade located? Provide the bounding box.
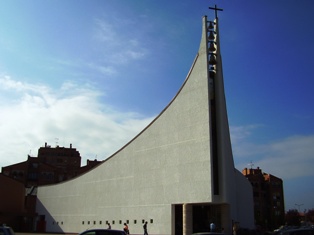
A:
[36,16,254,235]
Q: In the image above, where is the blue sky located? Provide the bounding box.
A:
[0,1,313,211]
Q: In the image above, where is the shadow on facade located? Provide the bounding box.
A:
[36,199,63,233]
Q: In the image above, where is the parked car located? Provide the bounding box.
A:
[79,229,126,235]
[278,228,314,235]
[274,226,294,233]
[0,225,15,235]
[192,232,226,235]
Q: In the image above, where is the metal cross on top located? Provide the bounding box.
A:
[208,4,223,18]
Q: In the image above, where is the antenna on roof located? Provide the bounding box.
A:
[55,137,59,147]
[248,161,254,169]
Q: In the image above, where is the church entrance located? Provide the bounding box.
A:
[193,204,221,233]
[173,203,224,235]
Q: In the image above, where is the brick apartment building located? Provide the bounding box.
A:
[242,167,285,230]
[2,142,101,186]
[0,143,102,231]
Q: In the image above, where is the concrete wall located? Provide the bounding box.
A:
[235,170,255,229]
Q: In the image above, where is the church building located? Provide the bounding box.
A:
[36,12,255,235]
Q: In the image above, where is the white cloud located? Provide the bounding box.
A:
[2,76,313,183]
[88,63,117,76]
[0,76,153,167]
[94,19,116,43]
[231,125,314,180]
[93,18,148,65]
[230,125,259,147]
[255,135,314,179]
[231,124,267,158]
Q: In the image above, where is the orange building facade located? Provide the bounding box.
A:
[242,167,285,230]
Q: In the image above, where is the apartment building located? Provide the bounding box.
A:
[2,143,101,186]
[242,167,285,230]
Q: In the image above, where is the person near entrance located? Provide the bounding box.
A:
[210,222,216,232]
